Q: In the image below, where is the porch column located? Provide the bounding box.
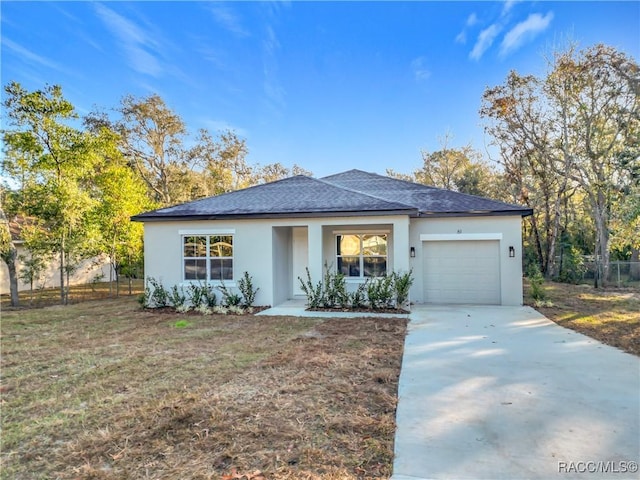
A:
[393,216,411,273]
[307,223,324,282]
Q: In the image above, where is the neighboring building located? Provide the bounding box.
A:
[0,215,114,294]
[132,169,533,306]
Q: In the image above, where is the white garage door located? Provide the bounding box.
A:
[423,240,501,304]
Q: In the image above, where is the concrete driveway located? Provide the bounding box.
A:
[392,305,640,480]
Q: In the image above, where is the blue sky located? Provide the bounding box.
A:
[2,1,639,178]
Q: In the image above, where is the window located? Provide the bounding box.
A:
[183,235,233,281]
[336,234,387,277]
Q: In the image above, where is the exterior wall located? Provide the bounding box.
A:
[0,245,115,294]
[142,215,411,307]
[408,215,524,306]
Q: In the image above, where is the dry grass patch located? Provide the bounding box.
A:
[0,298,407,479]
[526,281,640,356]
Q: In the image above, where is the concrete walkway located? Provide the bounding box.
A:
[392,305,640,480]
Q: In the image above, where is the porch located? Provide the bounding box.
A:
[270,216,410,307]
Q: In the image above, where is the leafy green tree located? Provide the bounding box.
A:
[102,95,253,204]
[0,203,19,306]
[2,82,101,304]
[482,44,639,286]
[92,152,153,296]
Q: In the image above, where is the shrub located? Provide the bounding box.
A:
[393,270,414,308]
[147,277,170,308]
[202,285,218,307]
[137,287,150,308]
[188,283,205,308]
[367,275,394,309]
[298,267,324,308]
[321,263,349,308]
[217,282,242,306]
[169,285,187,308]
[350,280,368,308]
[238,271,259,307]
[527,264,547,301]
[558,246,587,284]
[195,304,212,315]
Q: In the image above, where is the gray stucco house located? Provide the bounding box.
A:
[132,169,532,306]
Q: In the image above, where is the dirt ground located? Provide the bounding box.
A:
[0,299,408,479]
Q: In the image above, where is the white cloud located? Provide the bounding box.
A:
[455,12,479,44]
[470,24,501,60]
[93,3,163,77]
[201,119,248,137]
[207,4,249,37]
[500,12,554,57]
[2,37,73,75]
[411,56,431,82]
[502,0,518,17]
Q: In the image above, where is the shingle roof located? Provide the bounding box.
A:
[321,170,532,216]
[132,169,532,221]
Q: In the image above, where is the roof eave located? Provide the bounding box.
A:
[418,209,533,218]
[131,208,418,223]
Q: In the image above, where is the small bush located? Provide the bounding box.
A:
[195,304,212,315]
[558,246,587,284]
[213,305,228,315]
[227,305,245,315]
[217,282,242,306]
[527,264,547,301]
[202,285,217,307]
[350,281,368,308]
[187,283,205,308]
[147,277,170,308]
[299,267,324,308]
[169,285,187,308]
[137,287,150,308]
[175,303,191,313]
[393,270,414,307]
[174,319,191,328]
[238,271,259,307]
[367,275,394,309]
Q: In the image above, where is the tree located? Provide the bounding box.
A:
[2,82,101,304]
[92,152,152,296]
[256,162,313,183]
[481,70,575,278]
[0,204,19,306]
[108,95,253,204]
[388,135,501,200]
[481,44,639,285]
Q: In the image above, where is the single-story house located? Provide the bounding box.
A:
[132,169,532,306]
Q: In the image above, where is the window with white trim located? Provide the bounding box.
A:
[336,234,387,277]
[183,235,233,281]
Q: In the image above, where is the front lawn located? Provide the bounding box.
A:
[526,281,640,356]
[0,299,407,479]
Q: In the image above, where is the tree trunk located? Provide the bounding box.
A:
[4,246,20,307]
[60,232,66,305]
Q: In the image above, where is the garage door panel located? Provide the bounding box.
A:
[423,240,501,305]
